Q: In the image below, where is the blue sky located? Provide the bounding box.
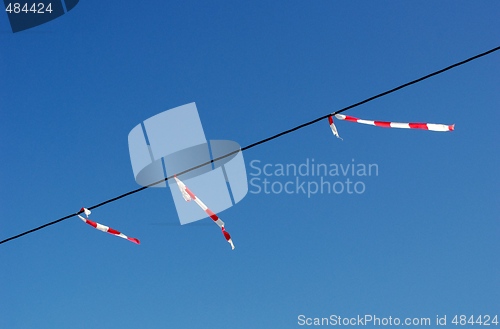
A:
[1,1,499,328]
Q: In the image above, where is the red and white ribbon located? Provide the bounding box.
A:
[333,114,455,132]
[221,227,235,250]
[77,208,140,245]
[174,176,235,250]
[328,116,343,140]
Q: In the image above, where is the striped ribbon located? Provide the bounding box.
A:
[333,114,455,132]
[174,176,235,250]
[328,115,343,140]
[78,208,140,244]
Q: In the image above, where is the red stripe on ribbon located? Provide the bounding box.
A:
[374,121,392,128]
[343,115,359,123]
[85,219,98,228]
[408,123,429,130]
[185,187,196,200]
[107,227,120,235]
[206,209,219,222]
[222,229,231,241]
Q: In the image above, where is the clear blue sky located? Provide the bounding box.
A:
[1,2,499,328]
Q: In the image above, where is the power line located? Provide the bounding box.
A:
[1,45,499,245]
[241,45,500,150]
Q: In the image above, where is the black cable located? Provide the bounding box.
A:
[242,45,500,150]
[1,45,499,245]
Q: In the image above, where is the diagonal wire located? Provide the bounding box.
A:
[1,45,499,245]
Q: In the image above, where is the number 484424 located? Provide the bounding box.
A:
[452,315,499,326]
[5,3,53,14]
